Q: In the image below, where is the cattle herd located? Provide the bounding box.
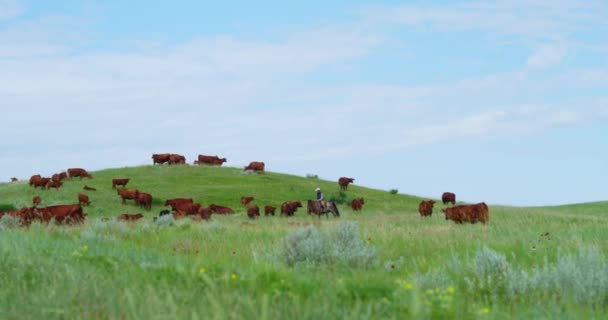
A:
[1,153,489,226]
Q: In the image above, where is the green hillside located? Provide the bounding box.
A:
[0,165,423,217]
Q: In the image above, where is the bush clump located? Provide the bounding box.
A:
[0,214,21,230]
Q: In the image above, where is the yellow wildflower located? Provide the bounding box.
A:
[199,267,206,274]
[447,287,455,294]
[231,273,238,280]
[480,307,490,315]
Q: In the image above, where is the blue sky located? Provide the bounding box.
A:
[1,0,607,206]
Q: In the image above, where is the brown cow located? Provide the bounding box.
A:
[173,202,201,215]
[280,201,302,217]
[32,204,86,224]
[83,185,97,191]
[168,154,186,165]
[51,172,67,182]
[209,204,235,214]
[247,205,260,219]
[30,176,50,189]
[32,196,42,207]
[442,203,489,224]
[1,207,35,226]
[338,177,355,191]
[46,180,63,190]
[29,174,41,186]
[67,168,92,179]
[117,213,144,221]
[135,192,153,210]
[197,207,212,220]
[241,196,254,206]
[78,193,90,206]
[418,200,435,217]
[197,154,227,166]
[442,192,456,205]
[351,198,365,211]
[152,153,171,165]
[164,198,193,210]
[117,189,139,204]
[264,205,276,216]
[112,178,130,189]
[244,161,265,172]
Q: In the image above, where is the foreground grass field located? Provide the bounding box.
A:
[1,165,607,319]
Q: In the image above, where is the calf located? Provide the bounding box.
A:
[264,205,276,216]
[112,178,130,189]
[351,198,365,211]
[32,196,42,207]
[338,177,355,191]
[418,200,435,217]
[117,189,139,204]
[244,161,265,172]
[247,205,260,219]
[78,193,90,206]
[83,185,97,191]
[67,168,93,179]
[280,201,302,217]
[241,196,254,206]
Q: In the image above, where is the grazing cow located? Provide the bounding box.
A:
[67,168,93,180]
[247,205,260,219]
[307,200,340,218]
[152,153,171,165]
[112,178,130,189]
[46,180,63,190]
[83,185,97,191]
[117,189,139,204]
[280,201,302,217]
[32,196,41,207]
[197,155,227,166]
[442,202,489,224]
[31,176,50,189]
[197,207,212,220]
[117,213,144,221]
[209,204,235,214]
[29,174,41,186]
[1,207,35,226]
[442,192,456,205]
[244,161,265,172]
[10,177,18,182]
[241,196,254,206]
[168,154,186,165]
[351,198,365,211]
[338,177,355,191]
[135,192,153,210]
[78,193,90,206]
[264,205,276,216]
[172,202,201,215]
[51,172,67,182]
[32,204,86,224]
[164,198,194,210]
[418,200,435,217]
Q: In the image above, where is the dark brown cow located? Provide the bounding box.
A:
[209,204,235,214]
[338,177,355,191]
[117,213,144,221]
[241,196,254,206]
[112,178,130,189]
[168,154,186,165]
[83,185,97,191]
[135,192,153,210]
[33,204,86,224]
[442,202,489,224]
[46,180,63,190]
[280,201,302,217]
[152,153,171,165]
[247,205,260,219]
[307,200,340,218]
[67,168,92,179]
[31,176,50,189]
[164,198,193,210]
[442,192,456,205]
[418,200,435,217]
[29,174,41,186]
[244,161,265,172]
[51,172,67,182]
[32,196,42,207]
[117,189,139,204]
[78,193,90,206]
[197,155,227,166]
[197,207,212,220]
[264,205,276,216]
[351,198,365,211]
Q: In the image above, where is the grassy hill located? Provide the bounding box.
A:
[1,165,607,319]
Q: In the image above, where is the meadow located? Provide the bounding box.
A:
[0,165,607,319]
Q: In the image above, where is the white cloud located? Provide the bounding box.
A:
[526,43,569,69]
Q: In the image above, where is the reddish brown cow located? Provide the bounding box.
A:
[168,154,186,165]
[247,205,260,219]
[351,198,365,211]
[83,185,97,191]
[244,161,265,172]
[117,189,139,204]
[264,205,276,216]
[78,193,90,206]
[117,213,144,221]
[442,192,456,205]
[173,202,201,215]
[418,200,435,217]
[197,207,212,220]
[33,204,86,224]
[29,174,41,186]
[209,204,235,214]
[135,192,153,210]
[164,198,193,210]
[32,196,42,207]
[67,168,92,179]
[442,202,489,224]
[338,177,355,191]
[51,172,67,182]
[31,176,50,189]
[112,178,130,189]
[197,155,227,166]
[46,180,63,190]
[280,201,302,217]
[241,196,254,206]
[152,153,171,165]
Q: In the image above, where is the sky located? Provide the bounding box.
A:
[1,0,607,206]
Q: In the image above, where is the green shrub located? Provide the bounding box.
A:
[388,189,399,195]
[332,222,378,268]
[283,226,331,267]
[155,214,174,228]
[328,191,349,205]
[0,214,21,230]
[305,174,319,179]
[0,204,16,212]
